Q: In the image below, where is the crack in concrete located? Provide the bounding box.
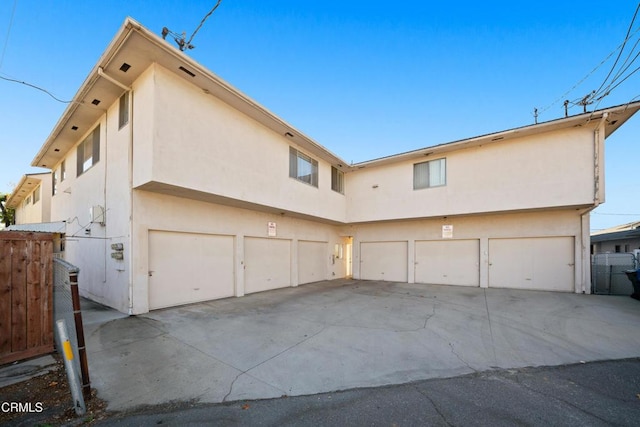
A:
[448,342,477,373]
[423,304,436,329]
[484,289,498,365]
[222,326,329,401]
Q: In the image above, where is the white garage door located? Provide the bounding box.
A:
[415,240,479,286]
[360,241,408,282]
[148,230,235,310]
[244,237,291,294]
[298,240,327,284]
[489,237,574,291]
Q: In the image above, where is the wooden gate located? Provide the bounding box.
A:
[0,231,54,365]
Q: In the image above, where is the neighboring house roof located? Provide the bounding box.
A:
[5,221,66,233]
[6,172,50,209]
[591,220,640,243]
[31,17,640,175]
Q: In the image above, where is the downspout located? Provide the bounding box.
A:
[581,113,608,294]
[128,90,134,315]
[97,67,135,315]
[593,112,608,206]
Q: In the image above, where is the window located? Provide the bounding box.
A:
[119,92,130,129]
[52,170,58,196]
[77,125,100,176]
[61,160,66,182]
[24,195,31,207]
[289,147,318,187]
[33,186,40,204]
[615,245,621,253]
[331,166,344,194]
[414,158,446,189]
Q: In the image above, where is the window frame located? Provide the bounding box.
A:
[52,169,58,196]
[289,147,318,187]
[331,166,344,194]
[33,186,40,204]
[413,158,446,190]
[119,91,130,129]
[77,125,101,177]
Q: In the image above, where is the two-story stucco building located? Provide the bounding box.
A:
[6,172,52,225]
[22,18,640,314]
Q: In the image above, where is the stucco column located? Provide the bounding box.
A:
[235,234,245,297]
[479,237,489,288]
[291,238,299,287]
[407,239,415,283]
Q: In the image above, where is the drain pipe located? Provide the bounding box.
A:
[98,67,130,91]
[97,67,135,315]
[593,112,608,205]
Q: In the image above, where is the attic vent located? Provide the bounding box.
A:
[91,99,101,106]
[610,120,618,125]
[179,66,196,77]
[491,136,504,141]
[71,125,78,131]
[119,62,131,72]
[54,148,60,152]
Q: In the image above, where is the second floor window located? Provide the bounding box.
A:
[414,158,446,189]
[289,147,318,187]
[119,92,130,129]
[331,166,344,194]
[77,125,100,176]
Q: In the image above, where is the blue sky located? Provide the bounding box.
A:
[1,1,639,231]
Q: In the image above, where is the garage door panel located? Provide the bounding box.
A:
[299,240,327,285]
[245,237,291,294]
[415,240,479,286]
[489,237,574,291]
[149,231,235,310]
[360,241,408,282]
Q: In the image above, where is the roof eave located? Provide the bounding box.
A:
[353,101,640,168]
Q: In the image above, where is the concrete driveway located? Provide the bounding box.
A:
[81,279,640,411]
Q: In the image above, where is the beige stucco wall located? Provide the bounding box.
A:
[13,173,51,225]
[346,127,598,223]
[48,93,133,312]
[132,65,346,223]
[130,191,350,314]
[349,209,590,293]
[42,61,601,314]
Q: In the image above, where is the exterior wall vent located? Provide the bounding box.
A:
[179,66,196,77]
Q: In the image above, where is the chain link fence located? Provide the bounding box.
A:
[53,258,91,399]
[592,253,638,295]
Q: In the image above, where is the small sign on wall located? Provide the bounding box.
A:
[268,221,277,237]
[442,225,453,239]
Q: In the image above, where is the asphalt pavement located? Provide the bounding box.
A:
[98,358,640,426]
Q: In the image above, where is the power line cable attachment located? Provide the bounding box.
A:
[162,0,223,52]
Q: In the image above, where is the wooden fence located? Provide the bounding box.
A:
[0,231,54,365]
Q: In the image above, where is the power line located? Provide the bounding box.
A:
[186,0,222,49]
[162,0,223,51]
[0,0,18,70]
[537,4,640,118]
[593,2,640,98]
[592,212,640,216]
[0,73,72,103]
